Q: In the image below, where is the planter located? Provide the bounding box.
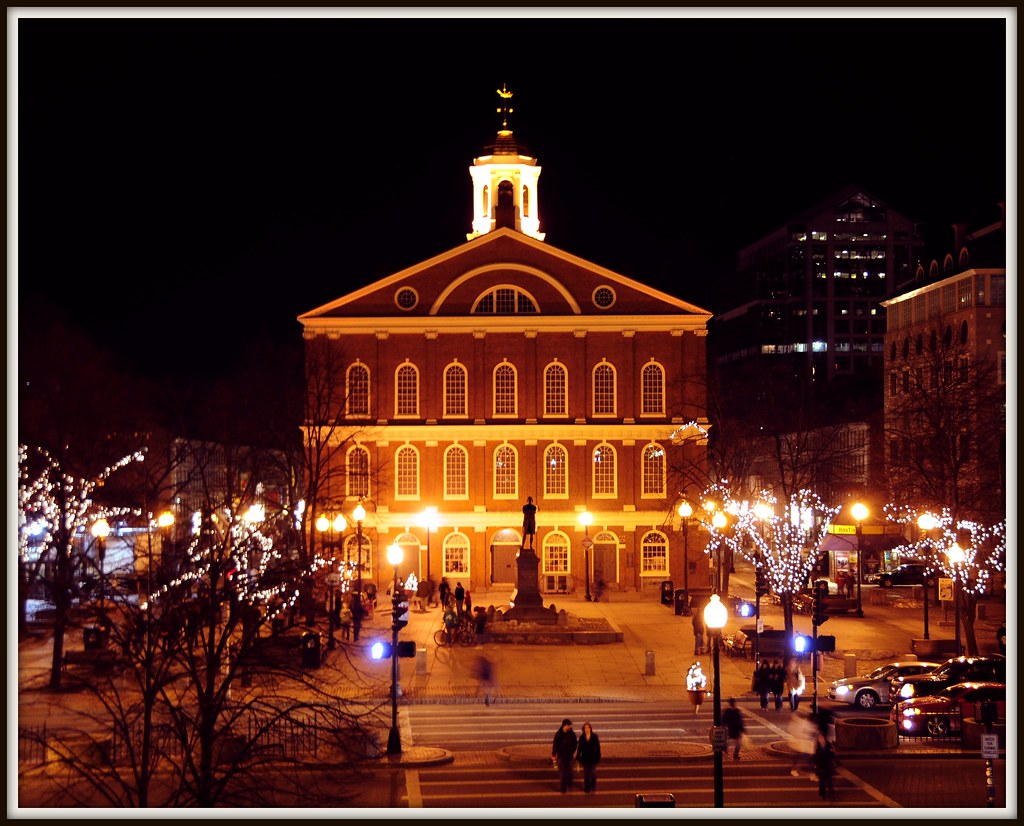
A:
[687,689,707,711]
[834,717,898,750]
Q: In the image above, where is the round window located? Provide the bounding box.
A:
[593,286,616,309]
[395,287,418,311]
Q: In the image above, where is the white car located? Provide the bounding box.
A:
[828,661,942,709]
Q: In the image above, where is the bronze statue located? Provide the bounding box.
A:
[522,496,537,549]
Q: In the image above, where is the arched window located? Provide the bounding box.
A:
[915,333,923,355]
[345,532,373,579]
[472,285,539,314]
[592,443,616,497]
[443,532,470,576]
[395,445,419,499]
[494,444,518,498]
[889,341,897,360]
[960,320,969,345]
[544,443,568,498]
[641,361,665,415]
[346,445,370,499]
[593,361,616,416]
[542,532,570,574]
[943,253,955,273]
[347,362,370,417]
[959,247,970,268]
[481,185,489,217]
[444,362,468,417]
[493,361,517,416]
[395,532,421,574]
[641,443,666,497]
[943,325,953,350]
[522,185,530,218]
[544,361,568,416]
[444,444,468,499]
[395,361,419,417]
[640,531,668,575]
[901,337,910,358]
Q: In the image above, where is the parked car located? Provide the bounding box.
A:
[892,655,1007,700]
[891,681,1006,736]
[828,660,942,709]
[865,562,930,587]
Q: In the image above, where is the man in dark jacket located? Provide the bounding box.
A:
[551,719,578,792]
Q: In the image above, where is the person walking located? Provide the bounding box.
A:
[691,610,706,655]
[785,656,805,711]
[551,719,578,792]
[338,595,353,641]
[754,659,772,711]
[574,722,602,793]
[350,591,364,642]
[769,658,785,711]
[721,698,746,760]
[788,710,816,777]
[997,623,1006,656]
[475,654,497,706]
[813,732,838,801]
[438,578,451,609]
[454,582,466,616]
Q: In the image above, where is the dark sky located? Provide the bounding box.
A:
[16,12,1009,380]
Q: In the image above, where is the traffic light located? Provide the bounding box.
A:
[370,640,417,660]
[812,579,830,627]
[816,635,836,653]
[755,567,770,598]
[792,634,812,655]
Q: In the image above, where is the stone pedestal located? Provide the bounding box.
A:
[506,546,558,623]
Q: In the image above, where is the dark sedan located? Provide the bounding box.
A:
[865,563,930,587]
[892,655,1006,701]
[892,682,1006,736]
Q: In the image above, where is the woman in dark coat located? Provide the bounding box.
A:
[754,659,772,710]
[574,722,602,793]
[769,659,785,711]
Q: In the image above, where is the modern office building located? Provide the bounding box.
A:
[298,98,712,600]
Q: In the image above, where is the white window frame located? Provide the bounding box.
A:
[640,530,669,576]
[543,443,568,499]
[395,361,419,418]
[395,444,420,500]
[493,443,518,499]
[443,532,470,576]
[444,444,469,500]
[346,362,370,417]
[493,360,518,417]
[543,361,568,417]
[592,360,616,417]
[592,442,617,498]
[542,531,570,574]
[443,361,468,418]
[641,442,666,497]
[640,360,665,416]
[346,444,370,499]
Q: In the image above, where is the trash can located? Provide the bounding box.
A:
[660,580,674,606]
[636,793,675,807]
[301,631,321,668]
[674,588,689,616]
[83,625,106,651]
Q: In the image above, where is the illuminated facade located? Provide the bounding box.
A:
[299,99,711,597]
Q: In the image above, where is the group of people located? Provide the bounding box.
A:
[752,657,806,711]
[550,719,602,793]
[437,578,471,615]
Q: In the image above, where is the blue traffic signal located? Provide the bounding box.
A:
[736,601,754,618]
[792,634,812,655]
[370,641,391,660]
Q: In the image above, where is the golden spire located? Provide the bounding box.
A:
[496,83,514,130]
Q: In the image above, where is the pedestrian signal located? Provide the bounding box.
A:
[812,579,830,627]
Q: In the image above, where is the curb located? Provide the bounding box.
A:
[499,743,713,764]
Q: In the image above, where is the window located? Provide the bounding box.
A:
[346,445,370,498]
[593,443,616,497]
[522,185,529,218]
[347,363,370,417]
[640,531,668,575]
[493,361,517,416]
[592,285,616,309]
[395,362,419,417]
[641,361,665,415]
[444,445,468,499]
[544,443,568,497]
[394,287,418,311]
[494,444,518,498]
[444,362,467,417]
[641,443,666,496]
[957,277,974,310]
[395,532,421,571]
[443,533,470,575]
[472,285,539,314]
[593,361,616,416]
[543,532,570,574]
[544,362,567,416]
[395,445,419,499]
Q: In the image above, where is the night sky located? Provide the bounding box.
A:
[15,11,1010,381]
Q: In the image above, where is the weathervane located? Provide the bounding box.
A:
[496,83,514,129]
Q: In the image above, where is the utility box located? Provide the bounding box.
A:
[301,631,321,668]
[83,626,107,651]
[674,589,689,616]
[645,649,656,676]
[660,580,674,606]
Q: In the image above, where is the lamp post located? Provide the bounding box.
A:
[704,593,729,808]
[947,543,966,657]
[317,513,347,650]
[386,542,404,755]
[579,511,593,601]
[711,510,727,595]
[916,513,936,640]
[352,502,367,642]
[419,506,439,602]
[90,518,110,605]
[852,502,868,618]
[677,502,693,615]
[752,501,772,663]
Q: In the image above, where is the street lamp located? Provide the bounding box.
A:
[352,502,366,642]
[711,510,727,594]
[677,502,693,615]
[419,506,440,600]
[90,518,111,605]
[579,511,593,601]
[317,513,347,650]
[851,502,869,618]
[947,542,966,657]
[916,513,937,640]
[704,592,729,808]
[386,541,404,755]
[752,501,773,663]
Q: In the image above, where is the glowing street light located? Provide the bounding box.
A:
[947,542,967,657]
[851,502,869,618]
[579,511,593,601]
[916,512,938,639]
[677,501,693,616]
[91,518,110,604]
[704,593,729,808]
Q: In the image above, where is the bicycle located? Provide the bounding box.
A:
[433,614,477,647]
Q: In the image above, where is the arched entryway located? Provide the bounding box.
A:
[490,528,521,585]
